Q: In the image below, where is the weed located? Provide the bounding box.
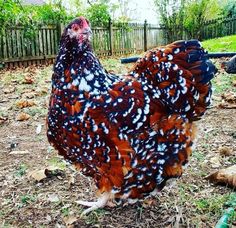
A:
[15,164,27,177]
[84,208,107,225]
[18,194,37,208]
[195,194,231,216]
[61,207,70,217]
[192,150,205,162]
[212,74,236,94]
[48,157,67,170]
[25,107,47,117]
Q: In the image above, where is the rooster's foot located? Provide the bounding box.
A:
[76,192,110,216]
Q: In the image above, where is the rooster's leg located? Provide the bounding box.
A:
[77,192,110,215]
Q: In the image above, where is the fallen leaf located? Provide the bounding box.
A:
[16,100,36,109]
[209,156,221,168]
[16,112,31,121]
[28,169,47,181]
[63,216,77,226]
[218,103,236,109]
[48,193,60,203]
[233,80,236,87]
[36,87,48,96]
[206,165,236,188]
[3,86,15,94]
[0,116,8,125]
[9,150,30,155]
[28,166,65,182]
[68,174,75,186]
[219,146,233,156]
[22,92,36,99]
[222,92,236,103]
[24,75,34,84]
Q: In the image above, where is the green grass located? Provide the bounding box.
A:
[212,74,236,94]
[15,164,27,177]
[202,35,236,52]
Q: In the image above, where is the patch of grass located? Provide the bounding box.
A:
[84,208,107,225]
[48,157,67,170]
[20,195,36,204]
[192,150,205,162]
[15,164,27,177]
[212,73,236,94]
[194,194,231,216]
[25,106,47,117]
[18,194,37,208]
[202,35,236,52]
[61,207,70,217]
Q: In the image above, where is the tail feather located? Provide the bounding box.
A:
[130,39,217,120]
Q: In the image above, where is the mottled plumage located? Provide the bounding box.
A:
[47,17,217,213]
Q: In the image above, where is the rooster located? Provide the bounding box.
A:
[47,16,217,215]
[221,55,236,74]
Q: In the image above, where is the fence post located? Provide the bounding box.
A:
[57,22,64,42]
[144,20,148,51]
[109,18,114,56]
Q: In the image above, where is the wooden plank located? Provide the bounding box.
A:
[3,54,57,62]
[16,28,22,58]
[2,28,7,60]
[38,28,44,57]
[50,29,55,55]
[43,28,47,56]
[47,28,52,55]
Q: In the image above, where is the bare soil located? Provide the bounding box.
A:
[0,58,235,228]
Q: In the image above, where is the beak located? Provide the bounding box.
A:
[77,28,92,42]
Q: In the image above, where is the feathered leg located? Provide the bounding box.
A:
[76,192,110,216]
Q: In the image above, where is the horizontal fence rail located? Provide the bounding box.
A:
[0,15,236,69]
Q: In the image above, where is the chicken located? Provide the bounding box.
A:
[221,55,236,74]
[47,16,217,215]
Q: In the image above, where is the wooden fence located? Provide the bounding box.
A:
[0,20,166,69]
[0,16,236,69]
[0,24,59,68]
[201,16,236,40]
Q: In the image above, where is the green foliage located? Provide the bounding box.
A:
[0,0,21,26]
[15,164,27,177]
[183,0,221,39]
[221,0,236,17]
[87,3,110,27]
[154,0,186,41]
[154,0,222,41]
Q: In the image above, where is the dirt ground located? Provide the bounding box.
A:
[0,58,235,228]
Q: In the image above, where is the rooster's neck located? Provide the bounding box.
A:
[52,49,119,94]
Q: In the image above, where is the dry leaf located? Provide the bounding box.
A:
[16,100,36,109]
[68,174,75,186]
[219,146,233,156]
[218,103,236,109]
[233,80,236,87]
[0,116,8,125]
[63,215,77,226]
[209,156,221,168]
[24,75,34,84]
[22,92,36,99]
[3,86,15,94]
[28,169,47,181]
[222,92,236,103]
[206,165,236,188]
[16,112,31,121]
[28,166,64,182]
[9,150,30,155]
[48,193,60,203]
